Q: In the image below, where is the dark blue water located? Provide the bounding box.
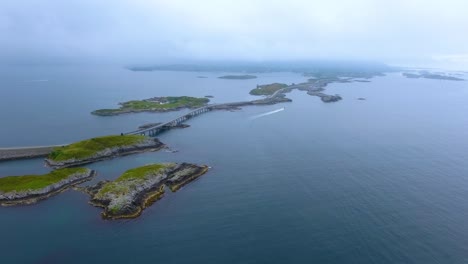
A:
[1,66,468,263]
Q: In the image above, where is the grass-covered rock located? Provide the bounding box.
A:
[46,135,165,168]
[90,163,175,219]
[92,96,209,116]
[0,168,95,206]
[249,83,288,95]
[84,163,209,219]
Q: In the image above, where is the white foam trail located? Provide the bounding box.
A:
[250,107,284,120]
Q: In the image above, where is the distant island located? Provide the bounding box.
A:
[403,72,464,81]
[126,61,394,74]
[46,135,165,168]
[81,163,209,219]
[250,83,288,95]
[218,75,257,80]
[0,168,95,206]
[247,78,345,103]
[92,96,210,116]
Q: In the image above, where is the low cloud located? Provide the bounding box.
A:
[1,0,467,68]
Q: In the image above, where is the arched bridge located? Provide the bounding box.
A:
[124,105,214,137]
[124,89,291,137]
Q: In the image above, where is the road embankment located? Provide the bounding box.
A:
[0,145,63,162]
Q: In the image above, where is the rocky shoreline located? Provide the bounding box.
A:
[307,92,342,102]
[0,169,96,206]
[293,78,347,102]
[81,163,208,219]
[45,138,165,169]
[166,163,209,192]
[91,96,210,116]
[92,106,200,116]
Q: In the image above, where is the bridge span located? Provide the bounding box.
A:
[125,105,214,137]
[0,90,290,161]
[125,91,290,137]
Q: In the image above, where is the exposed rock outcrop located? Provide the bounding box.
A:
[82,163,209,219]
[166,163,209,192]
[45,138,165,169]
[307,91,342,102]
[138,122,162,130]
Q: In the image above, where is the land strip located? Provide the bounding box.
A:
[0,145,65,162]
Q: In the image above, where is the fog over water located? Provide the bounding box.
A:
[1,0,468,69]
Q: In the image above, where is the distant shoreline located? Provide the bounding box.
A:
[218,75,257,80]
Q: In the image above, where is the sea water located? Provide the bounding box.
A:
[1,65,468,263]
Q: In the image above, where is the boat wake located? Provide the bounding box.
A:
[250,107,285,120]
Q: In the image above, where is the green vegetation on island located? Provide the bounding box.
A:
[90,163,175,219]
[0,168,95,205]
[84,163,209,219]
[46,135,164,168]
[218,75,257,80]
[96,163,174,199]
[49,135,148,161]
[249,83,288,95]
[92,96,210,116]
[0,168,88,193]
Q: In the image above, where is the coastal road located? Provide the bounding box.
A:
[0,145,65,161]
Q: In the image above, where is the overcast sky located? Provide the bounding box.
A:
[1,0,467,69]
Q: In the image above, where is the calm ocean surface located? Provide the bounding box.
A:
[1,65,468,263]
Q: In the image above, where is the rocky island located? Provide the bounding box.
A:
[0,168,95,206]
[82,163,208,219]
[46,135,165,168]
[248,78,346,103]
[138,122,162,130]
[403,72,464,81]
[309,93,342,102]
[218,75,257,80]
[250,83,289,95]
[92,96,209,116]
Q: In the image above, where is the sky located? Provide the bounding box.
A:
[1,0,468,69]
